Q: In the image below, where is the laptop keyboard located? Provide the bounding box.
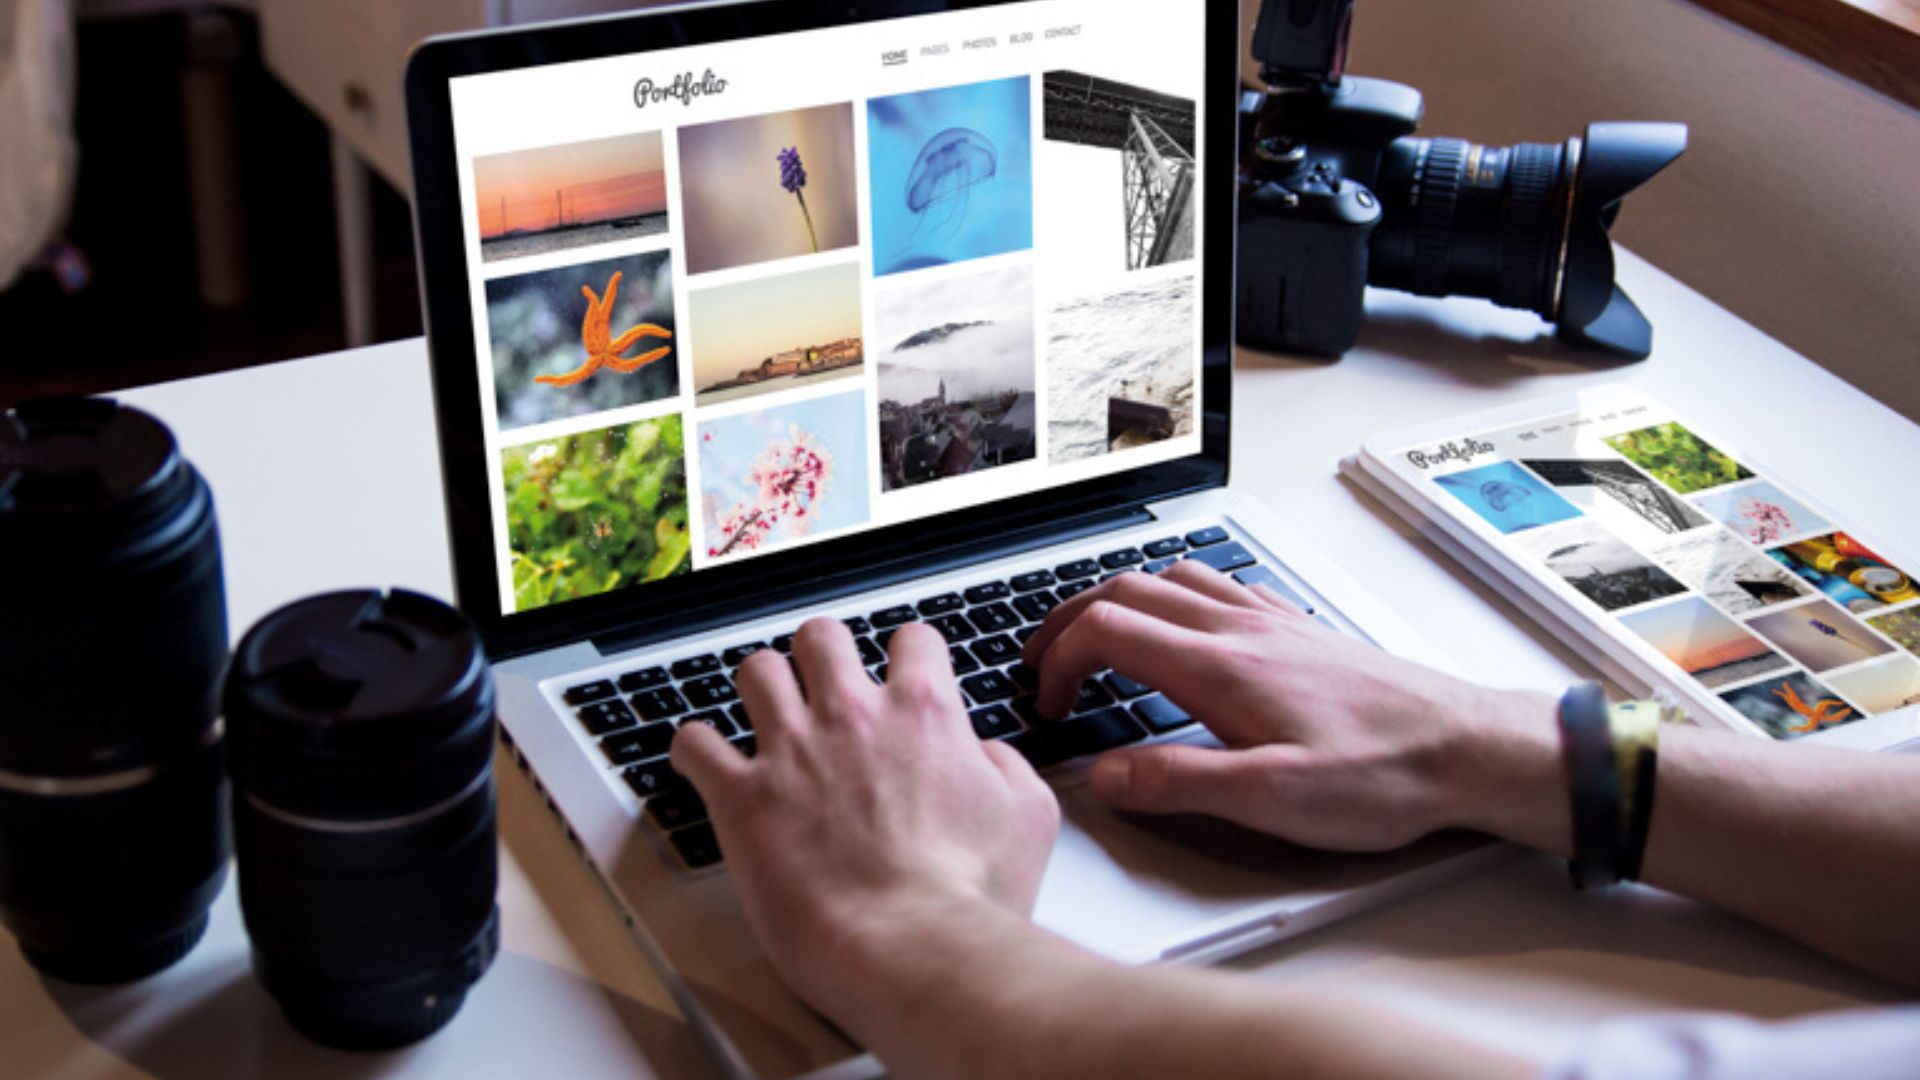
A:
[553,523,1321,871]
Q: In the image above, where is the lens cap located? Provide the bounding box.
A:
[0,399,199,561]
[225,590,496,822]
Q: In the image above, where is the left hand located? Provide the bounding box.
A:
[669,617,1061,1017]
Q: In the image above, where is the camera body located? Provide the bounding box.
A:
[1237,0,1687,360]
[1236,76,1422,357]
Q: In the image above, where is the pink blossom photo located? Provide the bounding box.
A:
[697,390,872,563]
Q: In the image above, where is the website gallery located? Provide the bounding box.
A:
[449,0,1206,614]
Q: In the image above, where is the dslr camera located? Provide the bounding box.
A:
[1237,0,1687,359]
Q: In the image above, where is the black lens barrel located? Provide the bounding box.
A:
[1371,135,1574,318]
[0,398,231,984]
[225,589,499,1050]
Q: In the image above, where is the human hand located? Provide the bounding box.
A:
[1021,562,1560,853]
[669,618,1061,1016]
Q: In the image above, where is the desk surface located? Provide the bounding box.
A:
[5,249,1914,1078]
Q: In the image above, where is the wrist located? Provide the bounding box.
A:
[812,886,1028,1021]
[1443,688,1572,856]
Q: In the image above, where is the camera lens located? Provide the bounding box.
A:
[1370,135,1576,319]
[0,398,230,984]
[224,589,499,1050]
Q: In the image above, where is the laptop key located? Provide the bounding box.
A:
[1233,565,1316,613]
[681,709,739,738]
[1055,559,1100,580]
[630,687,689,722]
[1015,626,1040,645]
[1055,579,1096,600]
[1008,663,1041,692]
[1104,672,1154,700]
[771,634,795,654]
[1186,542,1256,573]
[670,655,722,680]
[917,593,965,616]
[669,823,722,869]
[1012,591,1059,623]
[1186,526,1230,548]
[722,643,768,667]
[969,602,1021,634]
[563,680,618,706]
[871,605,918,629]
[623,759,688,799]
[1100,548,1145,570]
[929,613,977,644]
[1145,558,1177,574]
[855,636,886,666]
[970,634,1021,667]
[647,787,708,831]
[843,616,872,636]
[1007,708,1146,770]
[1142,537,1188,559]
[872,663,889,684]
[1073,680,1116,715]
[617,667,671,693]
[1010,570,1057,593]
[969,705,1022,739]
[950,646,982,676]
[1133,694,1195,734]
[682,674,738,709]
[731,733,757,757]
[965,582,1012,604]
[960,670,1018,704]
[576,699,638,737]
[602,722,676,765]
[729,702,753,731]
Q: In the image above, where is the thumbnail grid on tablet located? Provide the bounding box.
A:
[1409,409,1919,740]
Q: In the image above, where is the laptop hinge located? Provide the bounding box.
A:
[588,504,1157,657]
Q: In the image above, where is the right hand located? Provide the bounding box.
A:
[1021,561,1559,852]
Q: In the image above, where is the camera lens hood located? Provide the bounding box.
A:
[1557,122,1688,358]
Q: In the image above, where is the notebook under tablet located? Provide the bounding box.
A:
[404,2,1498,1075]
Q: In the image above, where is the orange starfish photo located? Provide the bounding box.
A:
[535,270,675,388]
[1773,680,1854,733]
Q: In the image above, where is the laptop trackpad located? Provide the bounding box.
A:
[1033,780,1494,964]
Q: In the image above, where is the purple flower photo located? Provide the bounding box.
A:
[778,146,818,252]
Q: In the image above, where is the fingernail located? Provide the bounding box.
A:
[1093,756,1133,800]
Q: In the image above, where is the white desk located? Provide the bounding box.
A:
[4,249,1913,1077]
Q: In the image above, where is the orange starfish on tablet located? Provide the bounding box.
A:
[534,270,674,388]
[1774,682,1854,734]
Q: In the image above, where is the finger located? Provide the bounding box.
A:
[1032,600,1214,719]
[790,616,875,719]
[1248,584,1310,619]
[1022,569,1242,669]
[1157,559,1274,612]
[670,720,752,805]
[1087,743,1284,827]
[733,647,809,744]
[884,622,964,714]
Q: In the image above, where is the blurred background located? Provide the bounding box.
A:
[2,0,1915,418]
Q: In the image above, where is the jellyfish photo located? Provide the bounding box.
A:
[903,127,999,243]
[869,77,1033,275]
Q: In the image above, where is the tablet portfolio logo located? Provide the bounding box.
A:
[1406,438,1496,470]
[634,69,728,110]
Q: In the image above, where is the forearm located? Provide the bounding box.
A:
[1636,727,1920,986]
[1456,696,1920,988]
[830,896,1528,1080]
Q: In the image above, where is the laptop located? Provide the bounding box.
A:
[404,1,1497,1075]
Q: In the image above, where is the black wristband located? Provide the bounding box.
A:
[1558,681,1619,890]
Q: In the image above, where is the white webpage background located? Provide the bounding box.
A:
[446,0,1208,615]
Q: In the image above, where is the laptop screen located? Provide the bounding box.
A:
[445,0,1209,617]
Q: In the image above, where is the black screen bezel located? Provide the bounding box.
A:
[405,0,1240,659]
